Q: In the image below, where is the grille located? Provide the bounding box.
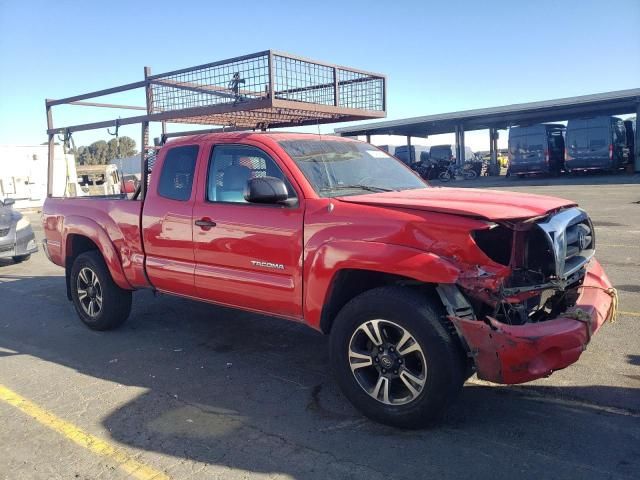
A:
[565,222,593,258]
[0,227,10,237]
[535,207,595,279]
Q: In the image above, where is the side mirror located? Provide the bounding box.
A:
[2,198,15,207]
[244,176,289,204]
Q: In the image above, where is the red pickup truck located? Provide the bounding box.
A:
[43,132,614,428]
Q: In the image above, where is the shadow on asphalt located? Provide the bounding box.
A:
[1,275,639,479]
[627,355,640,366]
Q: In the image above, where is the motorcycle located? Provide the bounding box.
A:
[412,160,449,181]
[438,161,478,182]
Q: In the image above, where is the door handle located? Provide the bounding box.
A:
[195,218,217,228]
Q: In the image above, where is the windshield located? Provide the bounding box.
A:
[279,139,426,197]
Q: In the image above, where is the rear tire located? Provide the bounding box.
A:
[329,286,466,429]
[70,251,132,330]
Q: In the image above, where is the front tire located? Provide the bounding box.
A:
[70,251,132,330]
[330,287,466,429]
[12,254,31,263]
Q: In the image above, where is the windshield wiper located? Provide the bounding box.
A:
[321,184,393,193]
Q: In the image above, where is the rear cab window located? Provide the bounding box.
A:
[157,145,199,201]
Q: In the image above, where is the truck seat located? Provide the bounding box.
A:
[218,164,252,202]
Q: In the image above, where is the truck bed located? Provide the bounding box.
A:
[43,197,148,290]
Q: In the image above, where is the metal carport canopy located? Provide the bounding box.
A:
[334,88,640,138]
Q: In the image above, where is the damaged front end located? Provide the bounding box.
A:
[439,207,615,384]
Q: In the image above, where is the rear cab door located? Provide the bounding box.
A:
[191,139,305,319]
[142,143,201,296]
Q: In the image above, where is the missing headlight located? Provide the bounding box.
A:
[472,225,512,266]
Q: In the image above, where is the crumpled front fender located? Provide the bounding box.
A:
[450,259,614,384]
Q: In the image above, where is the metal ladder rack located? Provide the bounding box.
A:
[45,50,387,198]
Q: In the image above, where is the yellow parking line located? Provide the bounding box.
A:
[618,310,640,318]
[0,384,170,480]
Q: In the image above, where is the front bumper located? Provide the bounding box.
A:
[0,225,38,259]
[450,259,614,384]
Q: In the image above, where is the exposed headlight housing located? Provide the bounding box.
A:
[16,217,30,231]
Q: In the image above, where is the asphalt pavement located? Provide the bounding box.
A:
[0,173,638,480]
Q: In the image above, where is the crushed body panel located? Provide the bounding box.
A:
[450,259,614,384]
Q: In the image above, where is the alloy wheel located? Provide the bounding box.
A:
[348,319,427,405]
[76,267,103,318]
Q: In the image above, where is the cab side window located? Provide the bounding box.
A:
[157,145,199,201]
[207,145,296,203]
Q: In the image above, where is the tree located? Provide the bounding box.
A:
[75,136,137,165]
[117,136,136,158]
[76,146,93,165]
[88,140,108,165]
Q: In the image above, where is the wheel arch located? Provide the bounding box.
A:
[62,217,132,299]
[319,269,438,334]
[304,240,460,333]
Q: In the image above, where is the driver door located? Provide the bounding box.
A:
[192,143,304,319]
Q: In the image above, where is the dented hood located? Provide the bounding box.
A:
[338,187,576,221]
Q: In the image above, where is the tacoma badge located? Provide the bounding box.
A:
[250,260,285,270]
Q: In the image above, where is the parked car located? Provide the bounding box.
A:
[0,197,37,263]
[43,132,615,428]
[429,144,474,164]
[565,116,630,172]
[375,145,396,156]
[121,174,140,195]
[507,124,565,177]
[394,145,429,165]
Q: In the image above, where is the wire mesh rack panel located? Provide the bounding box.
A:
[150,52,271,113]
[338,68,385,111]
[273,55,336,106]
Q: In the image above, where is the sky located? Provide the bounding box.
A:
[0,0,638,151]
